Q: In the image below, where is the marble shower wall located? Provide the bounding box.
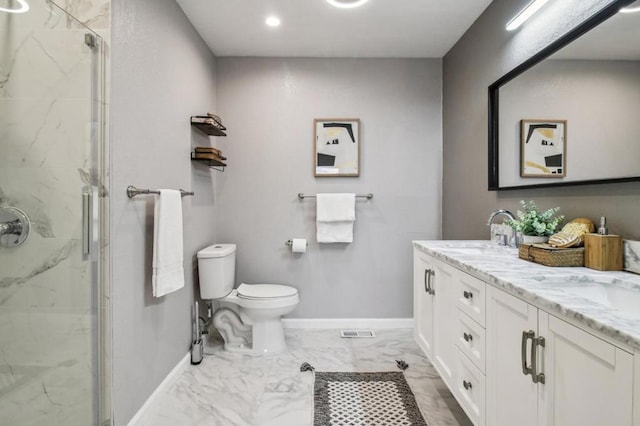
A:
[0,0,109,425]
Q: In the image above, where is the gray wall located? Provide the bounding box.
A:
[110,0,217,423]
[443,0,640,240]
[215,58,442,318]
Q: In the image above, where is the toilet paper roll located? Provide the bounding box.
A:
[291,238,307,253]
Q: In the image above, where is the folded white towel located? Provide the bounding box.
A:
[316,193,356,243]
[152,189,185,297]
[316,193,355,221]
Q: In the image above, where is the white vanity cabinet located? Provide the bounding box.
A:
[413,245,636,426]
[486,285,634,426]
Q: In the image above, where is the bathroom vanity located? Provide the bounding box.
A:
[413,241,640,426]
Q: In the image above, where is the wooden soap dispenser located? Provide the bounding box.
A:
[584,217,623,271]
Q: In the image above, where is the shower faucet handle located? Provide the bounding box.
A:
[0,206,31,248]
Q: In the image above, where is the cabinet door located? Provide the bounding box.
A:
[486,287,538,426]
[432,259,459,389]
[538,313,633,426]
[413,249,434,358]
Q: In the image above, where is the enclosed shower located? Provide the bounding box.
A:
[0,0,109,424]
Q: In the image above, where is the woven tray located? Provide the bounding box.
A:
[518,243,584,267]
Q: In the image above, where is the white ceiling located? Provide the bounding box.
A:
[175,0,493,58]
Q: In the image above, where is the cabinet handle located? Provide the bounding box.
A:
[429,270,435,295]
[463,290,473,299]
[463,380,472,390]
[463,332,473,342]
[531,335,546,384]
[424,268,435,295]
[521,330,534,377]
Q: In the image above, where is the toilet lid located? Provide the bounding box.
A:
[237,283,297,299]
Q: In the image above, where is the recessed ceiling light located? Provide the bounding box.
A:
[326,0,370,9]
[0,0,30,13]
[506,0,549,31]
[265,16,281,27]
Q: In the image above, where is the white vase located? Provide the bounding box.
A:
[521,235,549,244]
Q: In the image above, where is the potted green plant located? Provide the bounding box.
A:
[505,200,564,244]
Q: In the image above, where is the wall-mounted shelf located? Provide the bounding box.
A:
[191,152,226,172]
[190,116,227,136]
[190,114,227,172]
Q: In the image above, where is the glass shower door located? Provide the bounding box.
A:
[0,1,107,425]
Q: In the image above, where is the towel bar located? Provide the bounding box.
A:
[298,192,373,199]
[127,185,194,198]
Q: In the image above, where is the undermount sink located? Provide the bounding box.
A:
[560,282,640,319]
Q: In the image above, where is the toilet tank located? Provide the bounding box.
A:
[197,243,236,299]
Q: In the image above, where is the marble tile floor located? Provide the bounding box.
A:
[137,328,471,426]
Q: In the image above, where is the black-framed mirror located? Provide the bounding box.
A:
[488,0,640,190]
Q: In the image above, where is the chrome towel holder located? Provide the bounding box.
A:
[297,192,373,199]
[127,185,195,198]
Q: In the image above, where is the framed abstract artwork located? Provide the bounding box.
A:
[314,118,360,177]
[520,119,566,178]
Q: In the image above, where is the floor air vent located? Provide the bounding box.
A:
[340,330,376,338]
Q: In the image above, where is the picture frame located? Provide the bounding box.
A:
[520,119,567,178]
[314,118,360,177]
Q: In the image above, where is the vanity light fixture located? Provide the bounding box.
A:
[326,0,370,9]
[265,16,281,27]
[620,6,640,13]
[0,0,29,13]
[506,0,550,31]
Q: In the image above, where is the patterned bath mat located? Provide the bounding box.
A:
[302,362,427,426]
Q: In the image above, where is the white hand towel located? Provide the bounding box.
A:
[316,193,356,243]
[152,189,185,297]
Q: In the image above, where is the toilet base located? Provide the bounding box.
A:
[212,306,289,354]
[221,319,287,354]
[251,318,287,354]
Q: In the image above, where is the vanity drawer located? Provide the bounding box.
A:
[455,348,486,426]
[456,270,486,327]
[456,309,486,374]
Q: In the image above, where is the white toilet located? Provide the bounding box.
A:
[197,243,299,354]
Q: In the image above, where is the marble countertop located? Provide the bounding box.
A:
[414,240,640,351]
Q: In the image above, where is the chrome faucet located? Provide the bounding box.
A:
[488,209,517,247]
[0,220,22,237]
[0,206,31,247]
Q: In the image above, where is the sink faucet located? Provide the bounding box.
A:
[488,209,517,247]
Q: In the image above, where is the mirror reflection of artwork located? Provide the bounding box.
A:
[520,119,566,178]
[314,118,360,177]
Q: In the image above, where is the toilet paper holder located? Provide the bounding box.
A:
[285,239,308,247]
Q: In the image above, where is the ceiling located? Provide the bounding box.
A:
[175,0,493,58]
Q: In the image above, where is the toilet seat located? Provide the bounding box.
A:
[237,283,298,300]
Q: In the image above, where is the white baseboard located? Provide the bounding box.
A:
[127,352,190,426]
[282,318,413,329]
